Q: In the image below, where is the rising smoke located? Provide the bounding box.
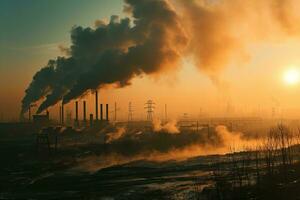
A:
[22,0,300,113]
[21,0,187,114]
[72,124,258,172]
[105,127,126,143]
[152,118,180,134]
[179,0,300,82]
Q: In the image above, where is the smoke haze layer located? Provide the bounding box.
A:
[22,0,300,113]
[22,0,187,114]
[179,0,300,81]
[71,124,258,172]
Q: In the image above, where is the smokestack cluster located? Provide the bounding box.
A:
[68,98,109,127]
[21,0,300,114]
[21,0,187,114]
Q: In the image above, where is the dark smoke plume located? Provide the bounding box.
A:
[22,0,300,113]
[21,0,187,113]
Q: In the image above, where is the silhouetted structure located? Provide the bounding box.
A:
[33,111,49,125]
[83,101,86,122]
[75,101,79,127]
[100,104,103,121]
[36,126,60,154]
[90,114,93,127]
[61,104,64,125]
[144,100,155,121]
[28,104,37,122]
[106,104,109,121]
[113,102,120,121]
[95,90,99,120]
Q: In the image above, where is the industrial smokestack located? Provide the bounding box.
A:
[59,106,62,124]
[22,0,188,113]
[106,104,109,121]
[90,114,93,127]
[75,101,78,121]
[61,104,64,125]
[95,90,98,120]
[83,101,86,121]
[100,104,103,121]
[75,101,79,127]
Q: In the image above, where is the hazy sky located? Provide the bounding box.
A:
[0,0,122,120]
[2,0,300,121]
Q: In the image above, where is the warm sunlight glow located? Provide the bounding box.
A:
[283,68,300,85]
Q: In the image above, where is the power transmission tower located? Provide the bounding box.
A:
[144,100,155,121]
[128,102,133,122]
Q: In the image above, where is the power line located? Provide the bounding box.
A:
[144,100,155,121]
[110,102,120,121]
[114,102,120,121]
[128,102,133,122]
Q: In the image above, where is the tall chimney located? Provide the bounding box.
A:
[106,104,109,121]
[75,101,78,121]
[100,104,103,121]
[83,101,86,121]
[61,104,64,125]
[59,106,62,124]
[90,114,93,127]
[75,101,79,127]
[95,90,98,120]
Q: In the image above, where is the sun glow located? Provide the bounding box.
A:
[283,68,300,85]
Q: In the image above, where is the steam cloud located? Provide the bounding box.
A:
[73,125,257,171]
[22,0,300,113]
[152,118,180,134]
[215,125,258,151]
[105,127,126,143]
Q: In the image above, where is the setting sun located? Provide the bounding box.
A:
[5,0,300,198]
[284,68,300,85]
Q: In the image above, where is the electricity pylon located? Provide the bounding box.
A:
[144,100,155,121]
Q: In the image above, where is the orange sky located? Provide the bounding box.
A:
[2,0,300,121]
[3,38,300,122]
